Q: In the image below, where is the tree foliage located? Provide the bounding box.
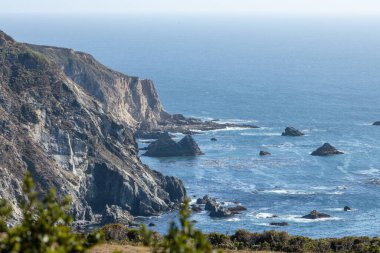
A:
[0,172,101,253]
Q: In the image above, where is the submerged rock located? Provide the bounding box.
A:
[228,205,247,214]
[210,137,218,141]
[302,210,331,219]
[144,134,203,157]
[259,151,271,156]
[282,127,304,136]
[270,222,289,226]
[311,143,344,156]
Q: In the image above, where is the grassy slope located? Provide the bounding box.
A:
[88,244,276,253]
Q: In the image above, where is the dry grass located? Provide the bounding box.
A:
[88,244,277,253]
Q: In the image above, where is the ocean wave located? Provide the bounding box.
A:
[217,118,258,124]
[240,132,281,136]
[260,189,344,195]
[281,215,342,223]
[190,126,252,133]
[354,167,380,176]
[254,212,277,219]
[253,213,342,223]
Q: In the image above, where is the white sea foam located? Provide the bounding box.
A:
[255,212,277,219]
[355,167,380,176]
[281,215,342,223]
[217,118,258,124]
[226,217,241,222]
[261,189,344,195]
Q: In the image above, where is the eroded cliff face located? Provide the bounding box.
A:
[0,31,185,224]
[27,44,170,128]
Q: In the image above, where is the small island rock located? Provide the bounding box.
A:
[282,127,305,136]
[144,133,203,157]
[210,137,218,141]
[259,151,271,156]
[373,121,380,126]
[311,143,344,156]
[302,210,331,219]
[344,206,352,211]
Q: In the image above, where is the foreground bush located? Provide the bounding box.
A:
[0,173,101,253]
[144,198,216,253]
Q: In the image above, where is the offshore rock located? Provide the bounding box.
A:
[144,134,203,157]
[302,210,331,219]
[259,151,271,156]
[373,121,380,126]
[311,143,344,156]
[282,127,304,136]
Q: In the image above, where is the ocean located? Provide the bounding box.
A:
[2,14,380,238]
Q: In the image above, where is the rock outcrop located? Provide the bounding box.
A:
[0,31,186,224]
[196,195,246,218]
[311,143,344,156]
[144,134,203,157]
[282,127,304,136]
[302,210,331,219]
[373,121,380,126]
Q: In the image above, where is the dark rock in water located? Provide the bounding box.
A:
[282,127,305,136]
[144,134,203,157]
[302,210,331,219]
[191,204,203,212]
[139,147,148,151]
[259,151,271,156]
[148,223,155,227]
[205,198,218,212]
[191,220,198,223]
[373,121,380,126]
[311,143,344,156]
[344,206,352,211]
[201,195,246,218]
[101,205,134,225]
[210,137,218,141]
[228,205,247,214]
[266,215,279,218]
[210,206,233,218]
[270,222,289,226]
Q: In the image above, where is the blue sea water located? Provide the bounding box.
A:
[2,14,380,238]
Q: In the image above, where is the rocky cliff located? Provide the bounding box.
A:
[0,30,185,224]
[26,43,169,129]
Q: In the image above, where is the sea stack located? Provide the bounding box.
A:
[311,143,344,156]
[144,133,203,157]
[282,127,304,136]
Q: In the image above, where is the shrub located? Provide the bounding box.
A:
[0,172,101,253]
[153,198,216,253]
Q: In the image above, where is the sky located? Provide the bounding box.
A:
[1,0,380,15]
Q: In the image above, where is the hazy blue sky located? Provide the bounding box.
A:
[1,0,380,14]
